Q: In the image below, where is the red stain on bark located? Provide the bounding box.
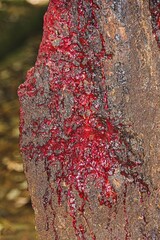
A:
[149,0,160,48]
[18,1,149,239]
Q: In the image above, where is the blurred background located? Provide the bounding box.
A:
[0,0,49,239]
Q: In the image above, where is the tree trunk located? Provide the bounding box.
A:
[18,0,160,239]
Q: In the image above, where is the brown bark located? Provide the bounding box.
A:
[18,1,160,239]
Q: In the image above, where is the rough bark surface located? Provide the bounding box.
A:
[18,0,160,239]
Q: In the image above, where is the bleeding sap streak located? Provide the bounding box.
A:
[149,0,160,48]
[18,0,148,239]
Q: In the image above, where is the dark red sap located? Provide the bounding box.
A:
[149,0,160,48]
[18,0,148,239]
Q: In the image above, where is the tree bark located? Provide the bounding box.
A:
[18,0,160,239]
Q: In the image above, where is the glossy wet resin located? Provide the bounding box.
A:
[18,1,149,239]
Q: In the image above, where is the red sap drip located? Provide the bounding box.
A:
[149,0,160,48]
[123,184,130,240]
[18,0,149,239]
